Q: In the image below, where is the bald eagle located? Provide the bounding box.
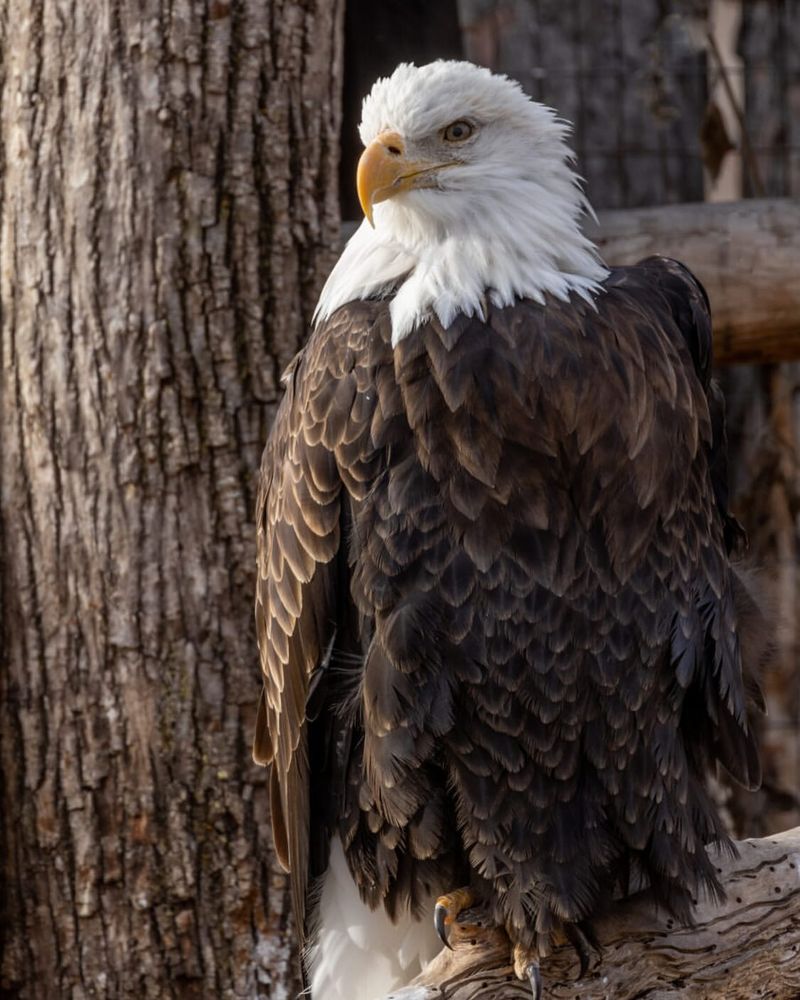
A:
[254,60,762,998]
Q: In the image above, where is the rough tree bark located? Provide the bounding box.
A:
[0,1,343,997]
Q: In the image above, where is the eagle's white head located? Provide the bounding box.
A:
[314,60,609,345]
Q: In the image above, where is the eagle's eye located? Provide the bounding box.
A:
[442,120,474,142]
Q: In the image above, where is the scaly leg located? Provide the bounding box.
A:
[513,920,600,997]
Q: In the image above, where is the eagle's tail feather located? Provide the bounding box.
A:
[305,838,440,1000]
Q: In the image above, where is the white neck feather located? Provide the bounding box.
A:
[314,169,608,346]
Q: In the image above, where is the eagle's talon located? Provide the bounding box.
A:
[433,887,475,950]
[514,943,543,998]
[433,902,453,950]
[526,960,542,1000]
[564,921,599,980]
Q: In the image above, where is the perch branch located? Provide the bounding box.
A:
[383,827,800,1000]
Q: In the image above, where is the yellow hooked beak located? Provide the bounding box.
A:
[357,131,450,227]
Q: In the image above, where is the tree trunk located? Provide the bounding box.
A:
[0,1,343,997]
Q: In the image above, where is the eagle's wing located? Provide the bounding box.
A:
[636,257,749,553]
[632,255,766,760]
[608,256,761,790]
[253,307,378,937]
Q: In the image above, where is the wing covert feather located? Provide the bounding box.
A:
[253,308,378,938]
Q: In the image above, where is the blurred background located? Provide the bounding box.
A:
[342,0,799,208]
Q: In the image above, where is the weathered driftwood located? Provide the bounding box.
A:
[586,199,800,366]
[384,827,800,1000]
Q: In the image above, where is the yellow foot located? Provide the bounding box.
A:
[512,923,599,998]
[513,942,542,1000]
[514,944,542,1000]
[433,886,478,950]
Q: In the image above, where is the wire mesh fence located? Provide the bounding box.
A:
[459,0,800,207]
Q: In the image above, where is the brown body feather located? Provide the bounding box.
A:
[254,256,760,954]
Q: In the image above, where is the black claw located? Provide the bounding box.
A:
[581,919,601,953]
[526,961,542,1000]
[565,921,600,980]
[564,925,590,979]
[434,902,453,950]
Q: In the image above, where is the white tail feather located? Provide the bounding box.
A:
[307,839,440,1000]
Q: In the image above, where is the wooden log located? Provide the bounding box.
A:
[586,198,800,366]
[384,827,800,1000]
[343,199,799,366]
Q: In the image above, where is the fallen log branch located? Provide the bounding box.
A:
[586,199,800,366]
[384,827,800,1000]
[342,199,800,365]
